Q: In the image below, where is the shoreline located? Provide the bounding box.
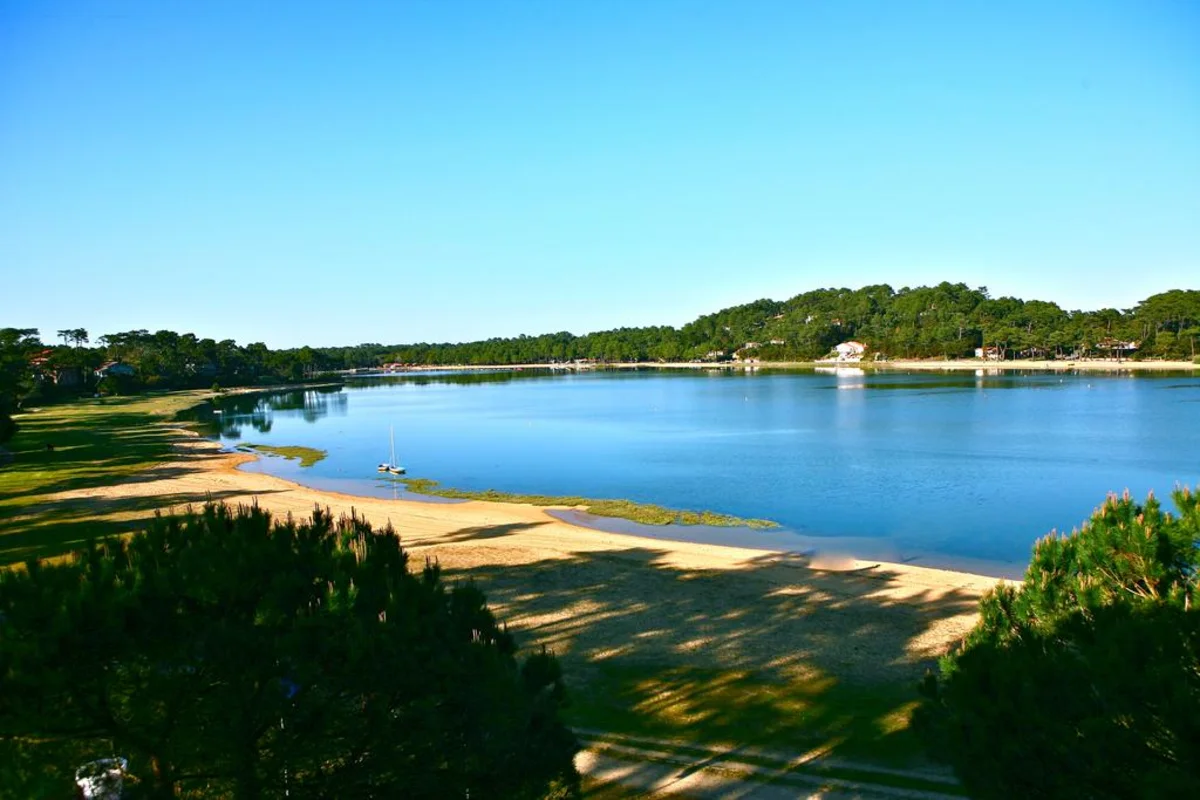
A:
[351,358,1198,374]
[872,358,1197,372]
[9,389,1021,589]
[185,426,1009,596]
[238,457,1025,580]
[197,390,1023,584]
[32,403,1010,595]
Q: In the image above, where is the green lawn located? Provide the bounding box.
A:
[0,392,211,565]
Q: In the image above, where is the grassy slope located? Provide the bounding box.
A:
[0,392,209,565]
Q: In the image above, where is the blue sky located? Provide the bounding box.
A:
[2,1,1197,348]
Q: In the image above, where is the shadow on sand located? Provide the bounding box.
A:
[429,526,982,771]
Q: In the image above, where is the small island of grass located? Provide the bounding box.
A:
[398,477,778,529]
[241,444,328,468]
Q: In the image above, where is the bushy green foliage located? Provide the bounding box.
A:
[0,328,43,443]
[0,503,579,799]
[917,487,1200,798]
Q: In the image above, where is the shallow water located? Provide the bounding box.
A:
[203,368,1200,577]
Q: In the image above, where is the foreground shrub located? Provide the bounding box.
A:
[0,503,579,799]
[916,487,1200,798]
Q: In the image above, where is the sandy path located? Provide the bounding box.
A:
[576,728,963,798]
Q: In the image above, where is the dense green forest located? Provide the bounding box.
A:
[2,284,1198,441]
[382,284,1200,365]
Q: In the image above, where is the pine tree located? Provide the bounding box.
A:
[0,503,579,799]
[917,487,1200,798]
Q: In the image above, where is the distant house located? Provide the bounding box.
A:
[29,349,53,369]
[1095,338,1140,357]
[95,361,136,379]
[28,350,83,387]
[703,350,727,362]
[833,341,866,362]
[975,346,1004,361]
[769,339,786,345]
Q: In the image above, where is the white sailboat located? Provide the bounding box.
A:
[377,426,406,474]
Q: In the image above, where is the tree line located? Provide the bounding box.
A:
[0,328,355,442]
[3,283,1197,442]
[383,284,1200,365]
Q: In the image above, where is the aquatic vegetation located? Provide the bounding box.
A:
[398,478,777,529]
[241,443,327,468]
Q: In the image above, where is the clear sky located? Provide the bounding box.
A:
[2,1,1197,348]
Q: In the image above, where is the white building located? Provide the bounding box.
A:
[834,341,866,362]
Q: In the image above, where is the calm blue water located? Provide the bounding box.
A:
[204,369,1200,577]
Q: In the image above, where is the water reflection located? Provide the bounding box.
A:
[347,370,560,388]
[179,387,347,438]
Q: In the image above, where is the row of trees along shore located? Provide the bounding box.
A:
[384,284,1200,365]
[2,284,1198,441]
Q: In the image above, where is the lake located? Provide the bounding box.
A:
[200,368,1200,578]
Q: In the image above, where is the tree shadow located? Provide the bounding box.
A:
[436,536,984,769]
[2,459,225,502]
[1,395,246,564]
[409,520,550,547]
[0,489,285,565]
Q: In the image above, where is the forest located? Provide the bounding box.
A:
[380,284,1200,365]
